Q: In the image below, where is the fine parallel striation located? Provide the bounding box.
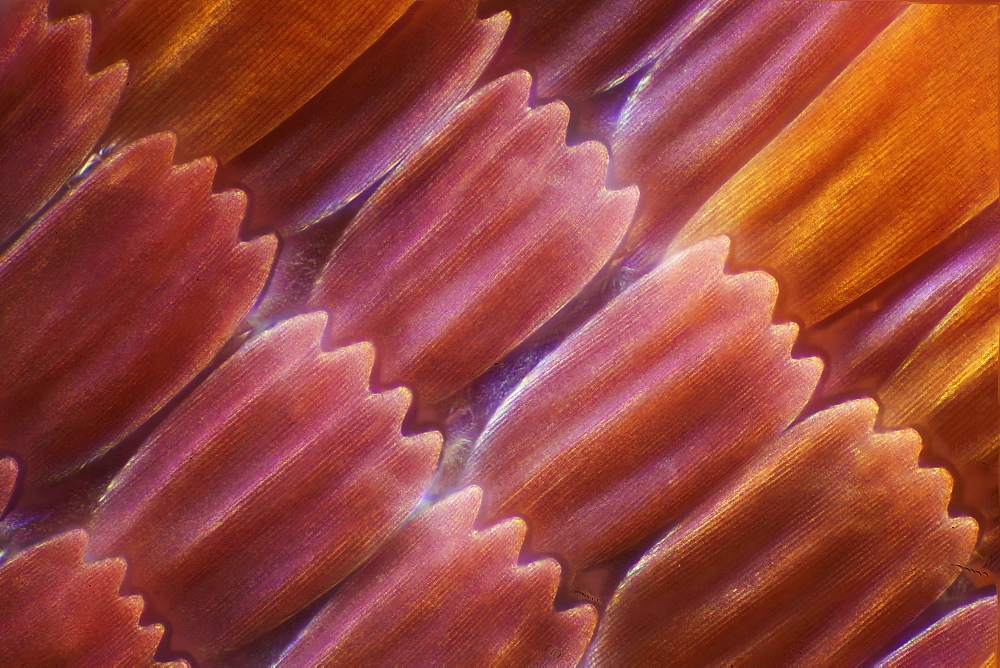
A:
[671,4,999,325]
[228,0,509,236]
[278,487,596,667]
[309,71,638,408]
[59,0,416,161]
[611,0,902,265]
[880,255,999,557]
[877,597,997,668]
[463,237,822,573]
[810,200,999,399]
[0,458,17,516]
[484,0,723,103]
[0,0,126,246]
[88,313,441,662]
[588,400,977,666]
[0,133,274,493]
[0,530,178,667]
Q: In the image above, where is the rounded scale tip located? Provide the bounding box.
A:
[514,555,563,601]
[479,514,529,555]
[477,69,533,112]
[682,234,731,268]
[482,9,512,35]
[0,457,17,512]
[832,397,881,428]
[127,131,179,162]
[275,310,330,345]
[55,528,91,557]
[427,485,485,531]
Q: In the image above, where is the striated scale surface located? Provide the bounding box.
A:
[278,486,596,667]
[880,257,999,548]
[463,237,822,573]
[309,71,638,408]
[228,0,509,235]
[588,400,977,666]
[0,133,275,492]
[809,200,999,398]
[88,313,442,662]
[880,259,999,466]
[0,530,179,667]
[877,597,997,667]
[671,4,999,325]
[0,457,17,516]
[68,0,415,162]
[484,0,720,103]
[0,0,126,246]
[612,0,903,265]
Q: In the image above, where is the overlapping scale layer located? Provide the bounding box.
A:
[228,0,509,235]
[880,255,1000,549]
[0,133,274,492]
[878,597,997,668]
[0,1,992,664]
[810,200,999,399]
[589,400,976,666]
[463,237,821,573]
[611,0,902,264]
[485,0,712,102]
[0,0,125,246]
[0,530,176,666]
[309,71,638,408]
[66,0,415,161]
[88,313,441,661]
[278,487,596,666]
[671,4,999,325]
